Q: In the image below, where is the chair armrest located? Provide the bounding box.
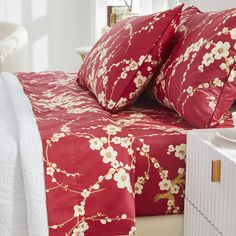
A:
[0,24,28,63]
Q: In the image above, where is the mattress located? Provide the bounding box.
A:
[0,71,234,236]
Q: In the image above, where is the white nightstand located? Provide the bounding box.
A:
[75,46,92,61]
[184,128,236,236]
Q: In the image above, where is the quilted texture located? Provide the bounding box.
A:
[77,5,183,113]
[150,6,236,128]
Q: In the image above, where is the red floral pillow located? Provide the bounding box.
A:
[77,5,183,113]
[150,6,236,128]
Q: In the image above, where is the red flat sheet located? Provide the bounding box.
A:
[17,72,234,236]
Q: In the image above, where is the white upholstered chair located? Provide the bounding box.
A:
[0,21,28,72]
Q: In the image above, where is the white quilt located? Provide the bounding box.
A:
[0,73,48,236]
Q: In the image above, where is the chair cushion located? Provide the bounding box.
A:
[77,5,183,113]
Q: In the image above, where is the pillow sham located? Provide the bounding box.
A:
[150,6,236,128]
[77,5,183,113]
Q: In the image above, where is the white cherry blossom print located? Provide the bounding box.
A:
[170,185,180,194]
[140,144,150,156]
[129,61,139,71]
[175,144,186,160]
[228,69,236,82]
[46,167,55,176]
[230,28,236,40]
[178,168,185,175]
[107,100,116,110]
[103,125,122,135]
[211,41,230,60]
[100,146,118,164]
[159,179,172,191]
[160,170,168,179]
[74,204,85,217]
[129,226,136,235]
[114,168,131,190]
[134,182,143,194]
[89,138,103,150]
[202,53,214,66]
[134,75,147,88]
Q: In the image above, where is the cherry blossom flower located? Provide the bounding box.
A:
[99,48,108,60]
[159,179,172,191]
[230,28,236,40]
[116,97,128,108]
[100,146,118,164]
[61,125,70,133]
[74,204,85,217]
[81,189,90,198]
[193,38,204,52]
[159,170,168,179]
[121,71,128,79]
[112,136,121,144]
[140,144,150,156]
[213,78,223,87]
[46,167,55,176]
[138,55,146,65]
[211,41,230,60]
[105,168,116,180]
[167,145,175,154]
[220,63,227,70]
[170,185,180,194]
[202,53,214,66]
[98,67,106,77]
[154,162,160,169]
[102,76,108,86]
[167,199,175,207]
[134,182,143,194]
[129,226,136,235]
[78,221,89,233]
[137,176,145,184]
[89,138,103,150]
[186,86,193,96]
[134,74,147,88]
[107,100,116,110]
[120,137,132,148]
[103,125,121,135]
[178,168,185,175]
[228,69,236,82]
[208,97,216,110]
[114,168,131,189]
[129,61,138,71]
[174,144,186,160]
[51,133,65,142]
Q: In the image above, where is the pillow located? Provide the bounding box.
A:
[149,6,236,128]
[77,5,183,113]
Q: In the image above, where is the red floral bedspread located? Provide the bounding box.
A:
[17,72,234,236]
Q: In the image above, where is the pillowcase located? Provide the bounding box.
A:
[149,6,236,128]
[77,5,183,113]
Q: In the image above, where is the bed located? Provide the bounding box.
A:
[0,71,234,236]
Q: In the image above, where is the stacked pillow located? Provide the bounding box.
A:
[77,5,236,128]
[77,5,183,112]
[150,6,236,128]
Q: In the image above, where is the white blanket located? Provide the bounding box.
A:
[0,73,48,236]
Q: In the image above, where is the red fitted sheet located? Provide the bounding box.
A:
[18,72,234,235]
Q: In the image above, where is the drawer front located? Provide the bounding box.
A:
[185,133,236,236]
[184,199,221,236]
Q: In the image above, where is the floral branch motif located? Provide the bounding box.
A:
[153,168,185,214]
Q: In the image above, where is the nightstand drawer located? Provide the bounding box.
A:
[185,130,236,236]
[184,199,221,236]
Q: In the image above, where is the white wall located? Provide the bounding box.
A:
[0,0,91,72]
[188,0,236,11]
[1,0,233,72]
